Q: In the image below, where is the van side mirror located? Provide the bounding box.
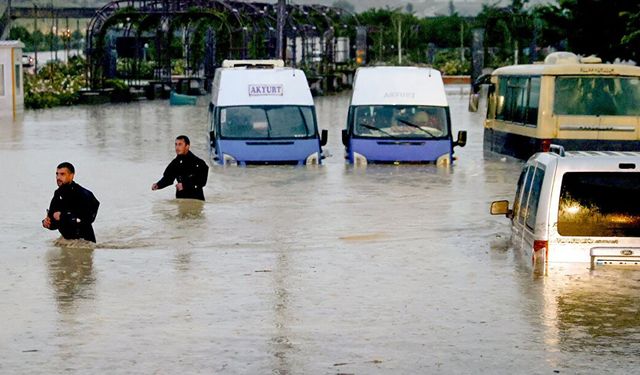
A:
[490,200,513,219]
[341,129,349,146]
[454,130,467,148]
[320,129,328,146]
[209,130,216,148]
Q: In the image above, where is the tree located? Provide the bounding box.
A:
[405,3,414,14]
[332,0,355,14]
[620,5,640,62]
[9,25,34,51]
[474,1,533,65]
[551,0,638,62]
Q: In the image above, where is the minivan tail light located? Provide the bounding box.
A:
[533,240,548,252]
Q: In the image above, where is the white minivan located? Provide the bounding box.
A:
[491,147,640,271]
[208,59,327,165]
[341,66,466,165]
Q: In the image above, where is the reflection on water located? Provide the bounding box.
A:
[269,251,294,375]
[552,269,640,355]
[1,95,639,373]
[175,199,205,219]
[47,246,95,311]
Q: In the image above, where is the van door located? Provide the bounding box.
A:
[521,166,546,260]
[512,165,531,250]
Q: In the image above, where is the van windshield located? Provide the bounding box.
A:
[219,105,316,139]
[352,105,449,138]
[554,76,640,116]
[558,172,640,237]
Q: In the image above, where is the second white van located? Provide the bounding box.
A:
[491,148,640,271]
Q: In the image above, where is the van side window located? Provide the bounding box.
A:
[524,167,545,230]
[517,166,533,224]
[512,166,529,221]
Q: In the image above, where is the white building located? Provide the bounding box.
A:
[0,41,25,120]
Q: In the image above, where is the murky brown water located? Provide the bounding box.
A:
[1,92,639,373]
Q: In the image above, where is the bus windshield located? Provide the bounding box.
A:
[554,76,640,116]
[558,172,640,237]
[352,105,449,138]
[219,105,316,139]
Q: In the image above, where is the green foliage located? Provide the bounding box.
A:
[433,50,470,75]
[533,0,640,62]
[474,1,534,63]
[116,58,155,79]
[172,59,186,75]
[9,26,33,51]
[24,56,87,109]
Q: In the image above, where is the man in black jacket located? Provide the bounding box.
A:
[152,135,209,201]
[42,162,100,243]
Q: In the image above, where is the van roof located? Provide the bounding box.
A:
[350,66,448,106]
[213,67,313,107]
[530,150,640,171]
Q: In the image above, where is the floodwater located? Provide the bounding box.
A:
[1,92,639,374]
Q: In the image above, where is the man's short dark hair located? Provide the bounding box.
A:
[57,162,75,174]
[176,135,190,145]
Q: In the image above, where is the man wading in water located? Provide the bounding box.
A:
[152,135,209,201]
[42,162,100,243]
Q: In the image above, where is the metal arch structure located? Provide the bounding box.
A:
[85,0,354,90]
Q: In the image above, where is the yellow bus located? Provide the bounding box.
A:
[470,52,640,159]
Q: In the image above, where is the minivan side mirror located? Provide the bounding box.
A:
[320,129,328,146]
[490,200,513,219]
[454,130,467,148]
[341,129,349,146]
[209,130,216,148]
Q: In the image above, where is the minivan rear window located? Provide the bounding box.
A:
[558,172,640,237]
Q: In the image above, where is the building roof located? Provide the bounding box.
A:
[0,40,26,49]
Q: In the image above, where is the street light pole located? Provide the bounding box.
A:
[33,4,38,72]
[276,0,285,60]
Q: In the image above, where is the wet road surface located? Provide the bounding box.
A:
[1,92,639,374]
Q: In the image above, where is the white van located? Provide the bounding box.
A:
[341,66,466,165]
[208,60,327,165]
[491,147,640,271]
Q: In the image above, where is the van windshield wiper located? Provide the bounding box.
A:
[359,123,397,138]
[396,118,438,137]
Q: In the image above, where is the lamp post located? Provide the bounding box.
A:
[276,0,285,60]
[33,3,38,72]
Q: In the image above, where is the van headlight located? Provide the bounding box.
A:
[305,152,320,165]
[222,153,238,166]
[353,152,368,166]
[436,153,451,167]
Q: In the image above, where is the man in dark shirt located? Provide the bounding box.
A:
[42,162,100,243]
[152,135,209,201]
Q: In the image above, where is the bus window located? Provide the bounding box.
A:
[496,76,540,126]
[554,76,640,116]
[527,77,540,125]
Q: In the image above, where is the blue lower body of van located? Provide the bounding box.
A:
[213,138,322,165]
[346,138,452,164]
